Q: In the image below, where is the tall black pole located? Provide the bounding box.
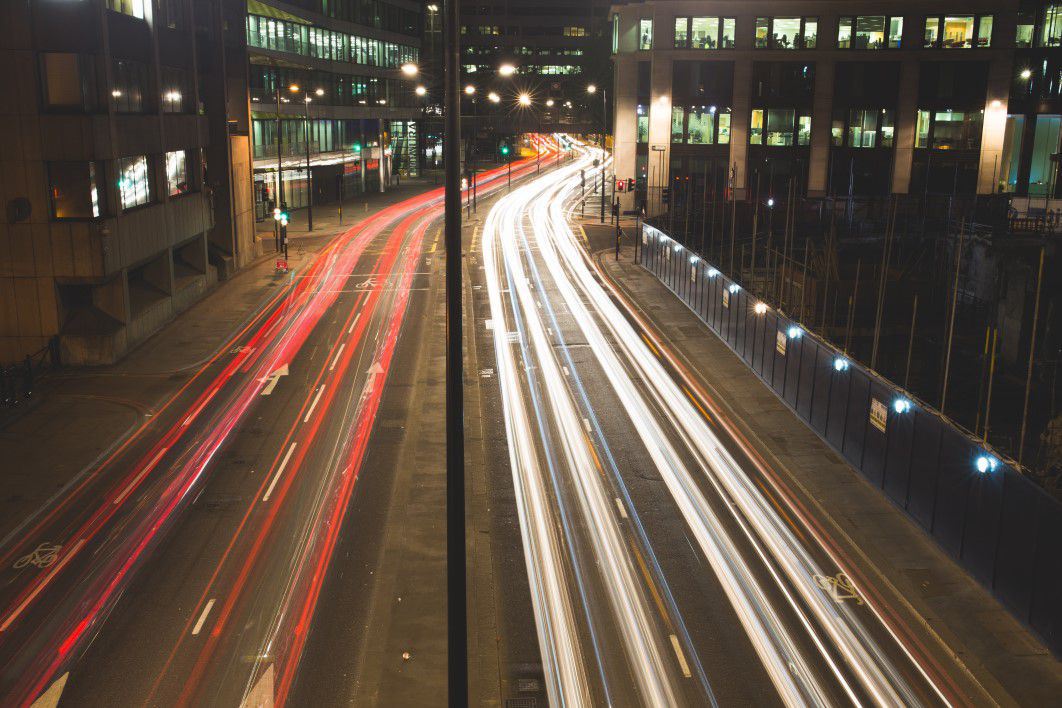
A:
[304,95,313,232]
[443,0,466,704]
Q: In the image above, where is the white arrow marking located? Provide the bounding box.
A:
[240,663,275,708]
[259,364,289,396]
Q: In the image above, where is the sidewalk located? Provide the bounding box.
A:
[588,228,1062,706]
[0,182,435,542]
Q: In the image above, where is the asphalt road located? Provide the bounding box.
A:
[0,152,557,707]
[471,145,995,707]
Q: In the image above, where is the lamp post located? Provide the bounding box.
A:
[290,85,324,232]
[443,1,466,703]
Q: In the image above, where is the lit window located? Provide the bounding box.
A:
[636,104,649,143]
[838,17,853,48]
[888,17,904,48]
[803,18,818,49]
[797,115,811,146]
[717,111,731,144]
[1016,12,1034,47]
[1043,5,1062,46]
[611,14,619,54]
[924,17,940,48]
[117,155,152,210]
[671,106,685,143]
[639,18,653,50]
[687,107,714,144]
[976,15,993,47]
[942,16,975,48]
[750,109,764,144]
[107,0,145,19]
[924,15,992,48]
[40,53,97,111]
[915,109,930,148]
[674,17,688,47]
[766,109,796,146]
[48,162,101,219]
[691,17,718,49]
[166,150,190,196]
[721,18,736,48]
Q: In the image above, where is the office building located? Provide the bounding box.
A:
[609,0,1062,215]
[245,0,424,219]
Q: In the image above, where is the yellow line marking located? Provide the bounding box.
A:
[632,543,673,632]
[640,332,660,357]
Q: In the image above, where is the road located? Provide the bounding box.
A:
[475,145,991,706]
[0,152,556,707]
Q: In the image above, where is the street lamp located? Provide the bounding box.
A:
[1020,68,1033,80]
[464,84,476,95]
[401,62,419,77]
[416,85,427,96]
[488,92,500,103]
[498,63,516,77]
[291,85,324,232]
[587,84,597,94]
[518,93,531,106]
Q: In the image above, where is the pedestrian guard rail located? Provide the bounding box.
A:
[637,222,1062,656]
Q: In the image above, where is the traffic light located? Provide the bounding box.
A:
[626,178,635,192]
[351,142,362,153]
[500,144,510,157]
[616,179,625,193]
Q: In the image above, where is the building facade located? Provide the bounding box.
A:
[1,0,223,365]
[610,0,1062,215]
[245,0,423,220]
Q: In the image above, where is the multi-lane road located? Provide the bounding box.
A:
[475,145,996,706]
[0,154,549,707]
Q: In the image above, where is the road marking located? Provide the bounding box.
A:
[1,539,86,632]
[814,572,865,605]
[259,364,289,396]
[29,671,68,708]
[329,344,346,371]
[562,366,570,376]
[191,598,216,635]
[113,446,170,505]
[183,389,217,426]
[303,385,326,422]
[263,443,297,502]
[347,313,361,334]
[240,664,274,708]
[582,418,592,434]
[670,634,692,678]
[614,497,627,518]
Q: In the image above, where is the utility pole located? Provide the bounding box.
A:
[443,0,466,703]
[276,84,284,238]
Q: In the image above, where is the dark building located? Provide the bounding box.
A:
[458,0,613,137]
[0,0,230,364]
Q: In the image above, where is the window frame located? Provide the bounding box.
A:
[673,15,734,49]
[116,154,155,211]
[837,15,904,49]
[639,18,654,50]
[754,16,818,50]
[923,14,993,49]
[47,161,104,220]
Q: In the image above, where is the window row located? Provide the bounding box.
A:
[915,109,983,150]
[48,150,194,220]
[750,109,811,146]
[673,17,737,49]
[40,53,194,114]
[638,13,999,51]
[288,0,420,37]
[830,109,896,148]
[246,15,418,69]
[250,66,413,107]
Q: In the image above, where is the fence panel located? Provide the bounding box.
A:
[962,466,1004,586]
[993,473,1040,618]
[783,332,804,408]
[842,370,871,468]
[810,349,835,436]
[931,431,977,557]
[796,339,819,423]
[883,403,916,506]
[1028,494,1062,651]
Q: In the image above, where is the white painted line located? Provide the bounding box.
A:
[347,312,361,334]
[1,539,86,633]
[183,388,217,426]
[329,343,346,371]
[562,366,570,376]
[614,497,628,519]
[582,418,592,434]
[303,386,326,423]
[28,671,68,708]
[263,443,297,502]
[191,598,216,636]
[670,634,692,678]
[113,447,169,505]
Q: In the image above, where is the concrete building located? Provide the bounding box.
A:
[0,0,225,364]
[245,0,424,220]
[609,0,1062,216]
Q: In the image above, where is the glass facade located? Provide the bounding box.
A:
[924,15,993,48]
[756,17,817,49]
[673,16,734,49]
[166,150,190,196]
[246,15,419,68]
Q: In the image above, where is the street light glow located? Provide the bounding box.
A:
[518,93,531,106]
[488,92,500,103]
[546,99,554,107]
[288,84,300,93]
[416,85,427,96]
[1020,68,1032,80]
[465,84,476,95]
[498,63,516,77]
[315,88,325,96]
[587,84,597,94]
[754,302,768,314]
[401,63,418,77]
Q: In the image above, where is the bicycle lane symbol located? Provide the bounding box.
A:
[14,542,62,570]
